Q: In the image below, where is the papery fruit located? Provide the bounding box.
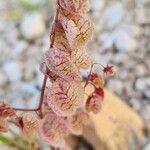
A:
[39,114,68,148]
[71,47,91,69]
[86,96,102,114]
[60,14,93,48]
[44,48,81,81]
[21,114,39,137]
[58,0,90,14]
[67,111,89,135]
[47,79,84,117]
[40,60,60,81]
[0,117,8,132]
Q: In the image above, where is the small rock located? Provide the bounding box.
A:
[141,104,150,121]
[143,143,150,150]
[99,32,114,50]
[130,98,141,111]
[13,40,28,57]
[102,2,124,29]
[134,64,147,77]
[112,53,128,64]
[135,78,150,92]
[23,62,36,81]
[3,61,23,83]
[89,0,105,12]
[36,72,43,88]
[0,71,8,87]
[144,90,150,100]
[114,31,138,52]
[107,79,124,95]
[20,12,46,40]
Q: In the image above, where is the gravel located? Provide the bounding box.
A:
[0,0,149,149]
[20,12,46,41]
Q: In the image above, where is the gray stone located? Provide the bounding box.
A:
[102,2,124,29]
[107,79,124,95]
[144,90,150,100]
[13,40,28,57]
[114,31,138,52]
[89,0,105,12]
[0,71,8,87]
[3,61,23,83]
[130,98,141,111]
[135,78,150,92]
[20,12,46,40]
[134,65,147,77]
[143,142,150,150]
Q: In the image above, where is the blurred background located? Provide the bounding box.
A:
[0,0,149,149]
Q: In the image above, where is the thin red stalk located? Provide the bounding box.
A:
[50,0,60,48]
[37,75,48,117]
[84,63,105,88]
[11,1,60,113]
[12,75,48,112]
[84,64,94,88]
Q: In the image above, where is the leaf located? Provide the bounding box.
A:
[0,134,13,145]
[0,117,8,132]
[88,73,105,88]
[58,0,90,14]
[39,114,68,148]
[70,46,91,68]
[44,48,81,81]
[47,79,84,117]
[60,14,93,48]
[54,22,72,52]
[40,60,60,81]
[86,96,102,114]
[22,113,39,137]
[66,111,89,135]
[18,0,39,10]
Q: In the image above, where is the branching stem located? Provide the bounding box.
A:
[10,1,60,115]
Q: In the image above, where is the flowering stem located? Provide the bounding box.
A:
[10,1,60,114]
[12,75,48,113]
[50,0,60,48]
[84,64,94,88]
[84,63,105,88]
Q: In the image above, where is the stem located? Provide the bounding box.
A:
[11,75,47,113]
[84,64,94,88]
[10,1,60,114]
[50,0,60,48]
[37,75,48,117]
[84,63,105,88]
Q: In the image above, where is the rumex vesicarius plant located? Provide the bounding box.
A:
[0,0,114,149]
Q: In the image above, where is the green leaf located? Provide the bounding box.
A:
[17,0,39,10]
[0,134,13,145]
[7,11,22,19]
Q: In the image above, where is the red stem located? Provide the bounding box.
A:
[84,63,105,88]
[50,0,60,48]
[12,75,48,112]
[11,1,60,114]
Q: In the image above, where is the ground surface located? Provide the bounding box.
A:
[0,0,149,149]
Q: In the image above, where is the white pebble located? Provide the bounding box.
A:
[20,12,46,40]
[135,78,150,92]
[143,142,150,150]
[107,79,124,95]
[3,61,23,83]
[89,0,105,12]
[102,2,124,29]
[0,71,8,87]
[114,31,138,52]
